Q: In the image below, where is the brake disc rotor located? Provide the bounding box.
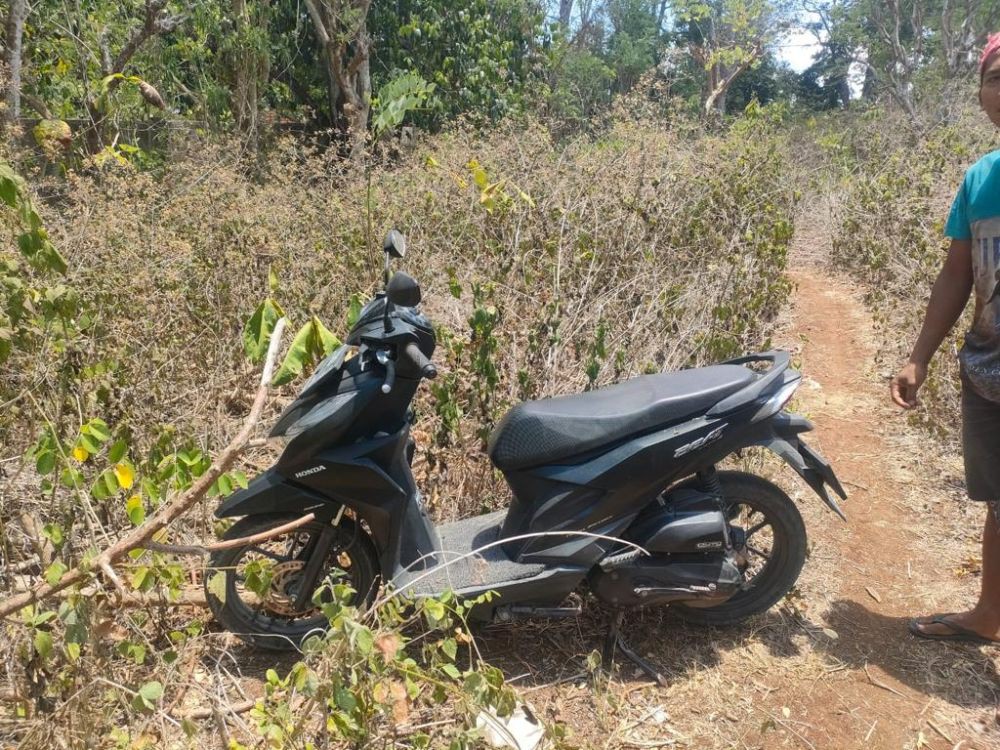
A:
[261,560,316,617]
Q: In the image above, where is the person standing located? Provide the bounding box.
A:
[892,34,1000,645]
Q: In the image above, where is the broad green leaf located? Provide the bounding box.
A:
[42,523,63,546]
[78,434,101,454]
[243,298,284,363]
[440,637,457,660]
[206,572,227,604]
[84,418,111,442]
[353,625,373,656]
[108,439,128,463]
[125,494,145,525]
[33,630,53,661]
[35,450,56,475]
[60,467,84,489]
[423,598,446,623]
[273,317,342,386]
[130,566,153,591]
[311,316,340,355]
[272,320,312,386]
[132,680,163,712]
[44,560,67,586]
[139,681,163,702]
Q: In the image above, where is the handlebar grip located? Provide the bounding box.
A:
[404,342,437,380]
[381,357,396,394]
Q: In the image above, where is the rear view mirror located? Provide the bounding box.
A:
[387,271,421,307]
[384,229,407,259]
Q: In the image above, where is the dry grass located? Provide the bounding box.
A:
[0,112,800,747]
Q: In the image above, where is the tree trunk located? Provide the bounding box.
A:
[303,0,372,158]
[559,0,573,27]
[231,0,270,151]
[836,71,851,109]
[703,50,759,119]
[862,65,878,102]
[3,0,27,129]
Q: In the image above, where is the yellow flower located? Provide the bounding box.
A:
[114,463,135,490]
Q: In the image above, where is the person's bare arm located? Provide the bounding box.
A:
[891,238,974,408]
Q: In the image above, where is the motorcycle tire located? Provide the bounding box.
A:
[672,471,807,626]
[204,514,380,650]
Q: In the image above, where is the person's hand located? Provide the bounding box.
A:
[890,361,927,409]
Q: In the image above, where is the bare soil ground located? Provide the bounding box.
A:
[205,209,1000,749]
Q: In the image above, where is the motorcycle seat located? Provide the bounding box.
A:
[487,365,755,471]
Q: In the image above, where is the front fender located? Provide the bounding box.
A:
[215,469,341,520]
[757,412,848,521]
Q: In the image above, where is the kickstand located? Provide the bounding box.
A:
[602,610,669,687]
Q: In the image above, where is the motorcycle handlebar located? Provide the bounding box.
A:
[404,342,437,380]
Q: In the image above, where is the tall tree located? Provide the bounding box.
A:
[676,0,792,117]
[938,0,999,77]
[303,0,372,158]
[227,0,271,150]
[560,0,574,27]
[3,0,28,128]
[606,0,661,93]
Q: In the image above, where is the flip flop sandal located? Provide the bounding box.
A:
[908,614,1000,646]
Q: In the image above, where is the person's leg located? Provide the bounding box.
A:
[911,502,1000,640]
[911,379,1000,640]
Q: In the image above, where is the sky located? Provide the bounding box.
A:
[778,27,824,72]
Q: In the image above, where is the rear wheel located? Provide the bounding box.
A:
[672,471,806,626]
[204,515,380,650]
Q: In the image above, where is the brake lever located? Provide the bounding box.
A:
[376,349,395,394]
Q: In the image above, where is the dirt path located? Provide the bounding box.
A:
[730,242,1000,747]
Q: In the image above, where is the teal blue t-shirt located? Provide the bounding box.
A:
[946,149,1000,401]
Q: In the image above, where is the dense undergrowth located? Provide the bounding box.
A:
[821,96,998,440]
[0,108,798,748]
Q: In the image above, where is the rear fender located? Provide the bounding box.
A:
[756,412,848,521]
[215,469,342,521]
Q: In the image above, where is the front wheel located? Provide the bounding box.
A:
[204,514,380,650]
[673,471,807,626]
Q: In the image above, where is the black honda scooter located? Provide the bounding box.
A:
[205,230,846,680]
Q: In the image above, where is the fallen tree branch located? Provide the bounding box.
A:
[174,698,255,721]
[0,319,287,620]
[141,513,316,556]
[8,579,209,608]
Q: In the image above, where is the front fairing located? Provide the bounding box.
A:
[268,295,436,468]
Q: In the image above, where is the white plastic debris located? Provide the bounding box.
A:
[475,703,544,750]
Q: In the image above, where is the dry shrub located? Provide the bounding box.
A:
[826,99,996,440]
[0,111,797,746]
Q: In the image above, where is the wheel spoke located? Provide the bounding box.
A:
[745,520,770,540]
[745,543,771,561]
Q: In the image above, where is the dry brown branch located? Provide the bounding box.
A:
[0,318,287,620]
[175,698,255,721]
[863,664,907,698]
[141,512,315,556]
